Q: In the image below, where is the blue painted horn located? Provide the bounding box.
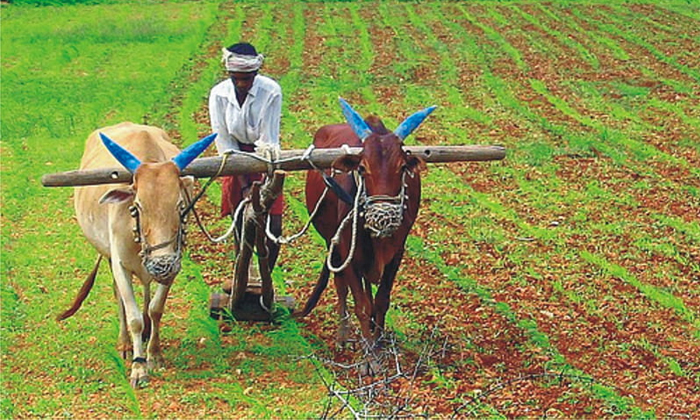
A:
[100,132,217,174]
[394,105,437,140]
[172,133,217,171]
[339,98,372,141]
[100,132,141,173]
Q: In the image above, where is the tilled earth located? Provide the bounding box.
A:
[17,1,690,418]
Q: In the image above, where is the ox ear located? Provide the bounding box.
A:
[99,187,134,205]
[405,154,427,173]
[394,105,437,141]
[339,98,372,141]
[100,132,141,173]
[172,133,217,171]
[332,154,362,173]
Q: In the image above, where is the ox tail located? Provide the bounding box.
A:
[56,255,102,321]
[293,264,330,318]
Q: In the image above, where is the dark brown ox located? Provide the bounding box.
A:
[59,122,215,387]
[297,99,435,370]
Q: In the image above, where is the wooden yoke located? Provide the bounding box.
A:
[229,170,285,321]
[41,145,506,187]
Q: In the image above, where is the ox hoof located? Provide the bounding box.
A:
[130,360,150,388]
[335,337,350,351]
[118,343,133,360]
[130,375,149,389]
[221,279,233,295]
[130,371,150,388]
[336,326,351,348]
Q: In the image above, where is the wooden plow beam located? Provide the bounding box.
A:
[41,145,506,187]
[215,170,287,322]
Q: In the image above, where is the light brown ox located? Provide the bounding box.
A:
[59,122,215,387]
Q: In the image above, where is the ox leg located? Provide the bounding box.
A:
[142,281,152,343]
[363,277,375,332]
[147,283,170,370]
[109,261,131,358]
[345,269,373,348]
[373,251,403,346]
[114,281,132,359]
[328,249,352,347]
[346,273,381,376]
[111,259,148,388]
[334,275,351,348]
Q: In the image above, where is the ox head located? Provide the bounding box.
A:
[98,132,216,284]
[334,99,435,237]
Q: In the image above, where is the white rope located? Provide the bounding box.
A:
[264,144,326,245]
[259,295,272,314]
[326,176,365,273]
[266,186,329,244]
[194,146,288,245]
[223,147,307,165]
[200,197,250,244]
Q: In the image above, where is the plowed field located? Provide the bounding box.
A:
[3,1,698,418]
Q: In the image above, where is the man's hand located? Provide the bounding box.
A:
[254,140,281,161]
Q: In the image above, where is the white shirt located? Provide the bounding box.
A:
[208,74,282,154]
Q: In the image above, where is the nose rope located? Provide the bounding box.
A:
[133,198,188,259]
[326,168,411,272]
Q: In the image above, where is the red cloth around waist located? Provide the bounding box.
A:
[220,143,285,217]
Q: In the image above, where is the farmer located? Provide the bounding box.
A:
[208,42,284,279]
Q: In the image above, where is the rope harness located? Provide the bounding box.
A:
[128,200,186,258]
[325,168,411,273]
[189,146,291,245]
[128,188,191,284]
[183,145,413,275]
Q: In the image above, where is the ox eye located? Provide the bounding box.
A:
[357,165,367,175]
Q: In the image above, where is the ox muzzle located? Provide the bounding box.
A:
[144,254,181,285]
[129,203,187,286]
[360,170,411,239]
[363,199,405,238]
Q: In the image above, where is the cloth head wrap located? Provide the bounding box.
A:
[222,48,264,72]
